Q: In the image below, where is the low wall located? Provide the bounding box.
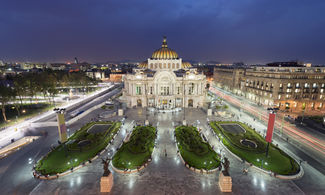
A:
[0,136,40,157]
[66,102,106,125]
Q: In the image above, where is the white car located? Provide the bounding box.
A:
[105,99,114,105]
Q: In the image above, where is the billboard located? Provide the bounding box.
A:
[265,113,276,143]
[57,112,67,142]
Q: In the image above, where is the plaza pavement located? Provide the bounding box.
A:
[27,107,325,194]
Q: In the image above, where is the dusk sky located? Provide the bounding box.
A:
[1,0,325,64]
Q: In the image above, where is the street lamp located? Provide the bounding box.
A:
[257,158,264,169]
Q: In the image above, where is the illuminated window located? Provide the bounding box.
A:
[136,86,142,95]
[304,83,309,88]
[160,86,170,95]
[189,83,194,95]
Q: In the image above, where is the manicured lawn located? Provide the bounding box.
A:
[210,121,300,175]
[175,126,221,170]
[112,126,156,170]
[35,121,121,175]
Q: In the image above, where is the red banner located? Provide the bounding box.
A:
[265,113,276,143]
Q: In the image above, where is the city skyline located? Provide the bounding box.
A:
[1,0,325,64]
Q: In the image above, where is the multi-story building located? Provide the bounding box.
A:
[21,62,47,70]
[49,63,67,70]
[213,65,325,115]
[123,37,206,109]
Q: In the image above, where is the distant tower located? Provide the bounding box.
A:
[74,57,79,64]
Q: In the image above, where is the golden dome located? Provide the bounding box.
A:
[182,62,192,68]
[151,37,179,59]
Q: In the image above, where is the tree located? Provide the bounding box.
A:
[0,83,13,122]
[11,87,21,116]
[48,85,58,105]
[13,75,28,106]
[26,74,38,104]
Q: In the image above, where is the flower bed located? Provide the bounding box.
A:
[210,121,300,175]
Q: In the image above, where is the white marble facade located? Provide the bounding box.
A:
[123,37,206,109]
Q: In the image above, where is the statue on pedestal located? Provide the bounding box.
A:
[219,157,232,192]
[101,157,111,176]
[222,157,230,175]
[100,157,113,193]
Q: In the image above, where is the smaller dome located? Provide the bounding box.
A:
[151,37,179,60]
[138,61,147,68]
[182,62,192,68]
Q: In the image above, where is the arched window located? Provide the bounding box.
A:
[172,63,175,69]
[163,63,166,69]
[168,63,170,68]
[159,63,162,69]
[189,83,194,95]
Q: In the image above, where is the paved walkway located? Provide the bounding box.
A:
[27,108,325,194]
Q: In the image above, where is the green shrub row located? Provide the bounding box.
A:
[112,126,156,170]
[175,126,220,170]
